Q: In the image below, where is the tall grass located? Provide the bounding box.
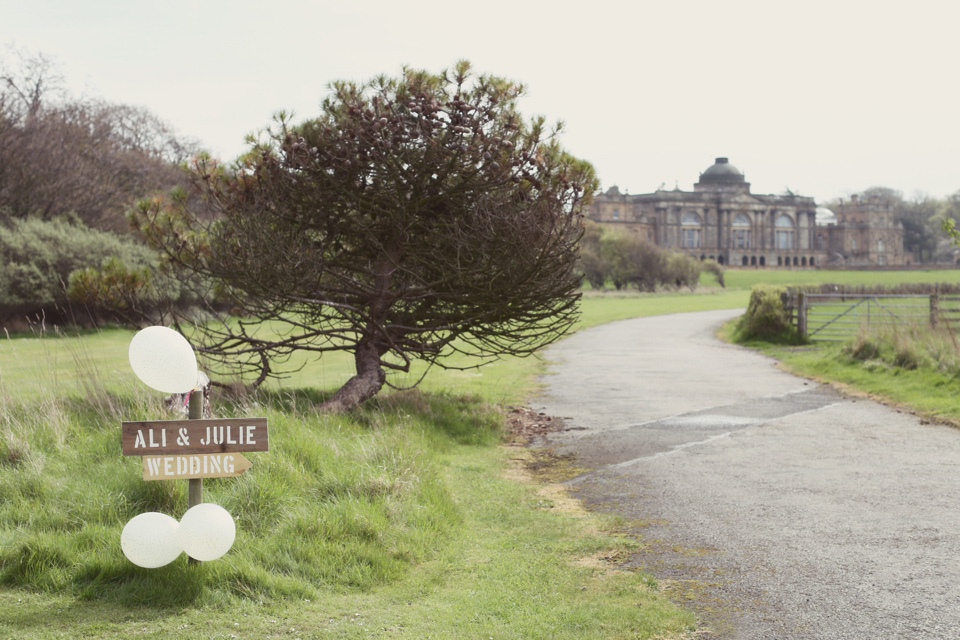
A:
[756,316,960,424]
[0,327,695,639]
[0,378,500,605]
[844,321,960,374]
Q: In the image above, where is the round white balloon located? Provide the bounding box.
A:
[129,326,198,393]
[121,512,183,568]
[178,503,236,562]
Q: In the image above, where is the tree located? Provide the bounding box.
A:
[133,62,597,411]
[940,190,960,249]
[578,221,608,289]
[600,231,652,290]
[0,47,197,231]
[900,193,943,262]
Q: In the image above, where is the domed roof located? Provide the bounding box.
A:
[815,207,837,226]
[699,157,745,183]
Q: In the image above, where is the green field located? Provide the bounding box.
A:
[4,267,960,639]
[8,268,960,404]
[719,267,960,290]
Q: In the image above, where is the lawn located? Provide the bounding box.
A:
[11,268,960,404]
[0,294,708,639]
[4,267,960,639]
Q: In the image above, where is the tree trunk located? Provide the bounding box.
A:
[320,341,387,412]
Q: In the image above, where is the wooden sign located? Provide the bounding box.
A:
[142,453,252,481]
[122,418,268,456]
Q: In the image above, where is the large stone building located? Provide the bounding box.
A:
[815,194,906,266]
[588,157,905,267]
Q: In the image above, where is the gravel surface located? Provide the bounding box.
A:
[533,309,960,639]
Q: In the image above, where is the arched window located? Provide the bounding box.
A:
[775,215,794,250]
[742,256,749,266]
[759,256,766,266]
[751,256,757,266]
[809,256,815,267]
[801,257,807,266]
[681,212,701,249]
[732,214,752,249]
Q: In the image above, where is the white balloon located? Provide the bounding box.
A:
[129,326,198,393]
[178,503,236,562]
[121,512,183,568]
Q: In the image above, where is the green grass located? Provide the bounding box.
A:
[751,325,960,424]
[0,386,696,638]
[6,269,960,638]
[1,431,695,638]
[0,296,702,638]
[7,268,960,403]
[719,267,960,290]
[715,267,960,425]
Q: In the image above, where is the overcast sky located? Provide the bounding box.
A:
[4,0,958,203]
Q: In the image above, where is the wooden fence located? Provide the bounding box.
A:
[787,292,960,341]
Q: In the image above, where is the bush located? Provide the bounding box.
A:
[0,215,157,325]
[578,246,607,290]
[845,333,883,361]
[592,227,706,292]
[66,255,199,327]
[664,252,701,289]
[734,284,802,343]
[578,222,607,289]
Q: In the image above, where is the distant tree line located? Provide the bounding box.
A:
[579,221,723,291]
[0,47,199,327]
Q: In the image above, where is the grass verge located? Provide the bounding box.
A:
[735,320,960,425]
[0,370,694,638]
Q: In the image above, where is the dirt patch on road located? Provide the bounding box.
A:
[503,405,563,443]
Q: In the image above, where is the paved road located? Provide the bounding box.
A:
[533,309,960,639]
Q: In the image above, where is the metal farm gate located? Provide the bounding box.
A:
[790,292,960,341]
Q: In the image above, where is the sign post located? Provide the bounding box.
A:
[188,391,203,566]
[122,326,267,567]
[121,397,269,565]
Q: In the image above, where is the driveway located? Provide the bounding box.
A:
[533,309,960,639]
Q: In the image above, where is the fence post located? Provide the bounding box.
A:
[797,292,808,340]
[930,293,940,328]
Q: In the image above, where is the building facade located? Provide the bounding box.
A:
[588,157,905,268]
[816,194,906,266]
